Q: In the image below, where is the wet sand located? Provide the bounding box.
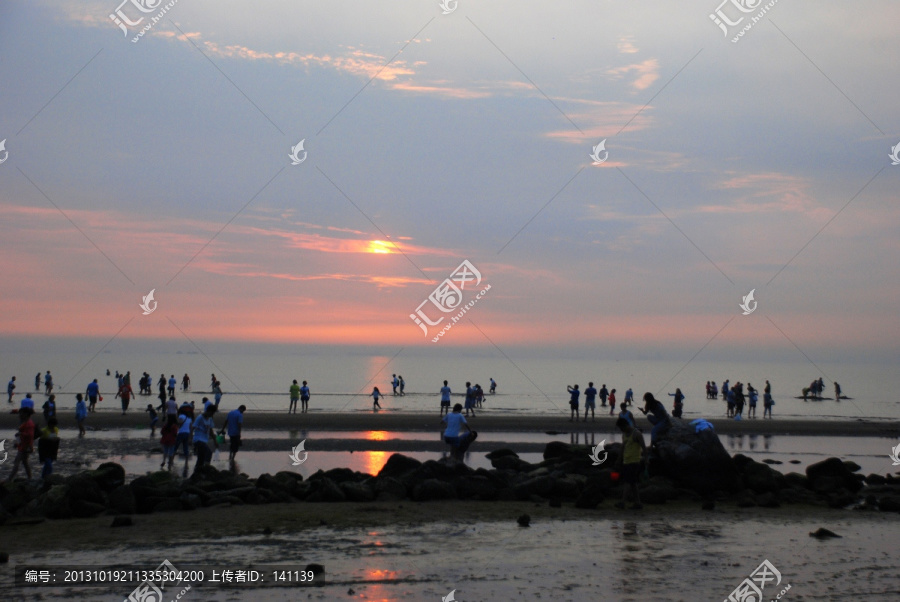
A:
[1,501,898,601]
[4,411,898,437]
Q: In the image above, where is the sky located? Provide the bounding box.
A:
[0,0,898,362]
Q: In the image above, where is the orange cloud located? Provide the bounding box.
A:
[607,59,660,91]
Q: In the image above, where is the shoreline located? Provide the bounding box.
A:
[4,412,898,437]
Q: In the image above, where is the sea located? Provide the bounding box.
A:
[2,348,896,420]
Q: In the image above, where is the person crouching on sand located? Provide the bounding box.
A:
[441,403,477,463]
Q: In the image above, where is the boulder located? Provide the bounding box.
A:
[67,475,107,506]
[653,420,739,495]
[377,454,422,480]
[339,481,376,502]
[543,441,592,461]
[32,485,72,519]
[490,455,534,472]
[87,463,126,492]
[373,477,408,501]
[806,458,864,493]
[108,485,137,515]
[412,479,456,501]
[305,478,346,503]
[71,500,107,517]
[485,449,519,460]
[0,481,39,514]
[512,476,555,500]
[878,495,900,512]
[455,476,499,501]
[738,458,786,494]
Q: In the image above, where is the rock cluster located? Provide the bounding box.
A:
[1,424,898,520]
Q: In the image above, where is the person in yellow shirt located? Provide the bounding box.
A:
[38,417,60,479]
[614,417,647,510]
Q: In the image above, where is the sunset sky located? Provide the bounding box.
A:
[1,0,898,361]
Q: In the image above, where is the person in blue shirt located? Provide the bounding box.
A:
[75,394,88,437]
[7,376,15,403]
[300,381,310,413]
[219,405,245,462]
[191,405,217,474]
[439,380,452,416]
[624,388,634,406]
[618,401,635,428]
[86,379,100,412]
[598,384,609,407]
[567,384,580,422]
[441,403,477,463]
[464,382,476,417]
[489,378,497,394]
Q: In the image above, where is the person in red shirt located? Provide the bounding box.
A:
[6,409,36,481]
[116,383,134,415]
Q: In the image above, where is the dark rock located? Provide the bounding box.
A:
[512,476,556,500]
[485,449,519,460]
[549,497,562,508]
[809,527,841,539]
[455,476,499,501]
[783,473,809,489]
[33,485,72,519]
[806,457,850,481]
[865,474,887,485]
[842,461,862,473]
[762,459,783,465]
[108,486,136,515]
[373,477,407,501]
[179,493,202,510]
[0,481,39,513]
[305,563,324,574]
[702,501,715,511]
[543,441,592,461]
[653,421,740,495]
[111,516,133,527]
[67,475,107,505]
[827,490,857,509]
[306,478,346,503]
[412,479,456,501]
[736,493,756,508]
[339,481,376,502]
[740,459,786,494]
[878,495,900,512]
[0,552,8,563]
[490,455,534,472]
[754,492,780,508]
[377,454,423,480]
[88,463,126,492]
[639,480,678,504]
[153,499,182,512]
[71,500,107,518]
[517,514,530,527]
[550,477,581,499]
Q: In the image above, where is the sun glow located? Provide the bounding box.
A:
[367,240,394,254]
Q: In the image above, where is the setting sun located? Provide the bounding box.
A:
[367,240,395,254]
